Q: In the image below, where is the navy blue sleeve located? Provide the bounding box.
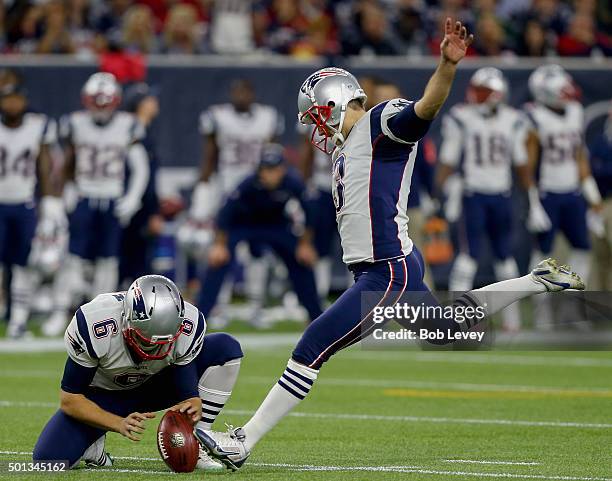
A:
[60,358,97,394]
[172,361,199,400]
[386,102,433,143]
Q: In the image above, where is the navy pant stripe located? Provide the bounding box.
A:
[308,260,399,369]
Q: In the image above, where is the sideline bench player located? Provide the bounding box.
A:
[196,19,585,470]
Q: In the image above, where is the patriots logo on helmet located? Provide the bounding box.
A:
[132,284,149,321]
[301,68,349,93]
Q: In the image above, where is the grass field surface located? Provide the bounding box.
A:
[0,341,610,480]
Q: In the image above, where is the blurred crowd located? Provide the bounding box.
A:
[1,0,611,58]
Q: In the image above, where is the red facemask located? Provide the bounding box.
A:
[123,325,183,361]
[467,85,502,105]
[300,105,335,154]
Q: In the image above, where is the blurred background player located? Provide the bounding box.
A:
[43,72,150,336]
[0,69,62,338]
[119,83,162,286]
[525,64,602,328]
[589,101,612,290]
[199,144,322,325]
[190,78,284,327]
[437,67,547,331]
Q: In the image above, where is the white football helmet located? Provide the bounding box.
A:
[82,72,122,122]
[297,67,367,154]
[467,67,508,109]
[29,218,68,278]
[528,64,576,109]
[177,219,215,262]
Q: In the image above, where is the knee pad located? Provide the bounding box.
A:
[203,332,244,365]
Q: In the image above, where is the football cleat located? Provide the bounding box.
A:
[196,445,224,471]
[531,258,585,292]
[83,435,113,467]
[195,425,250,471]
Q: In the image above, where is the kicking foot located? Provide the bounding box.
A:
[531,258,585,292]
[195,425,250,471]
[196,445,225,471]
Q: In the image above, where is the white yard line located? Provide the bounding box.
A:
[0,451,609,481]
[241,375,612,395]
[1,400,610,429]
[345,351,612,368]
[443,460,541,466]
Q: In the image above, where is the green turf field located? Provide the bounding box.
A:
[0,344,611,480]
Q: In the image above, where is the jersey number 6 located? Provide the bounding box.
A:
[332,154,346,214]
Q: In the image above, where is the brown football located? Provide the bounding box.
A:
[157,410,199,473]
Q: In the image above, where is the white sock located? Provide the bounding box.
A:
[568,249,590,286]
[196,359,241,431]
[53,255,83,313]
[92,257,118,296]
[449,253,477,291]
[242,359,318,451]
[7,266,32,335]
[493,258,522,330]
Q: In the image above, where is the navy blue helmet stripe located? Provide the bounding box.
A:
[76,308,98,360]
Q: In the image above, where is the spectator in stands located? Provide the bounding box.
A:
[472,14,508,56]
[122,4,158,54]
[516,19,551,56]
[209,0,256,54]
[557,12,612,57]
[394,0,427,55]
[258,0,309,55]
[290,0,339,58]
[342,0,402,56]
[161,4,203,54]
[65,0,96,56]
[94,0,133,40]
[37,0,75,54]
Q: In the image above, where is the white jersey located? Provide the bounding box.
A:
[296,122,332,192]
[64,292,206,391]
[439,104,528,194]
[0,113,57,204]
[332,98,420,265]
[524,101,583,193]
[61,111,144,199]
[199,103,284,194]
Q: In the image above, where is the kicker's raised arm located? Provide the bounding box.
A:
[414,18,474,121]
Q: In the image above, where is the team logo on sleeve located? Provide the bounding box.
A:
[67,332,85,356]
[181,319,194,336]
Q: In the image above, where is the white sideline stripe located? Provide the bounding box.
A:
[241,375,612,394]
[0,452,610,481]
[344,351,612,368]
[1,400,610,429]
[222,409,612,429]
[444,459,540,466]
